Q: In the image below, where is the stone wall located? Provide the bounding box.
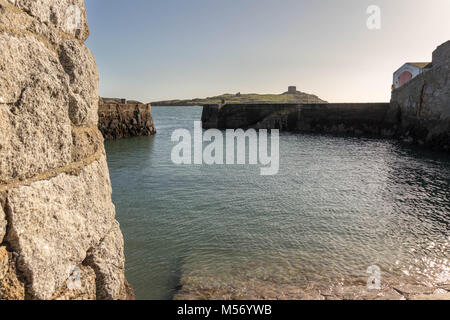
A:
[0,0,133,299]
[203,40,449,154]
[202,103,398,137]
[391,41,450,151]
[432,41,450,68]
[98,103,156,140]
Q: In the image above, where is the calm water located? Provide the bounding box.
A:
[105,107,450,300]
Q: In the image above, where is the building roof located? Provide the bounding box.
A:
[406,62,432,69]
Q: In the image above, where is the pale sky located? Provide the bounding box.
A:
[85,0,450,103]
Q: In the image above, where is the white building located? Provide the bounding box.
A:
[393,62,431,89]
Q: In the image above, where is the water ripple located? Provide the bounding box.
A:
[106,107,450,299]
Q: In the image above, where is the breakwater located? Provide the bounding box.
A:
[202,103,399,137]
[98,103,156,140]
[202,41,449,152]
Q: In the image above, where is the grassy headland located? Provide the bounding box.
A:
[151,90,327,106]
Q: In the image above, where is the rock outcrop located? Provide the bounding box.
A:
[98,103,156,140]
[0,0,133,300]
[391,41,450,150]
[175,274,450,300]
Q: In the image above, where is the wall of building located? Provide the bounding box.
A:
[393,64,424,89]
[391,41,450,151]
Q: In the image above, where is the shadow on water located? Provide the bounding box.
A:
[105,135,156,159]
[167,255,185,300]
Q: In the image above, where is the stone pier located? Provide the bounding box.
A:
[98,103,156,140]
[202,103,398,137]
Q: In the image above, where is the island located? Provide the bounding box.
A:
[151,86,327,106]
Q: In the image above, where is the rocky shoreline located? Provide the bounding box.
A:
[174,276,450,300]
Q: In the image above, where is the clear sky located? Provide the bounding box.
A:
[85,0,450,103]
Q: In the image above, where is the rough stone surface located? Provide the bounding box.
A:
[432,40,450,68]
[71,126,104,163]
[98,103,157,140]
[52,264,96,300]
[9,0,90,40]
[0,205,5,242]
[0,1,75,50]
[85,221,126,300]
[0,33,72,183]
[0,0,133,300]
[59,39,99,126]
[175,274,450,301]
[410,292,450,300]
[5,158,115,300]
[0,246,26,299]
[120,279,136,300]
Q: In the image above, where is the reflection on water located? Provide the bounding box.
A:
[105,107,450,300]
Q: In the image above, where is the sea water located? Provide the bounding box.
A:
[105,106,450,300]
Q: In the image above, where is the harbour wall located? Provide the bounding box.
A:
[98,103,156,140]
[202,41,449,151]
[202,103,399,137]
[390,41,450,151]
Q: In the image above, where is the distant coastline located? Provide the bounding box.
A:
[151,88,327,106]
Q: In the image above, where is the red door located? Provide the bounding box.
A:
[398,71,413,88]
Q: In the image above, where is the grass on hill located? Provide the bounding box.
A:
[151,91,327,106]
